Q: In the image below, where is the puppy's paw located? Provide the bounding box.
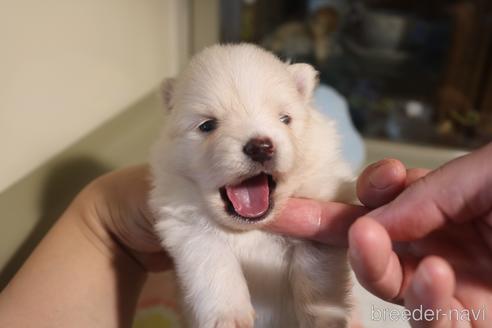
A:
[213,307,255,328]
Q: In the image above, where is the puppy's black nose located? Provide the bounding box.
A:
[243,137,274,163]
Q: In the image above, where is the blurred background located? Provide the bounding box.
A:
[0,0,490,327]
[223,0,492,149]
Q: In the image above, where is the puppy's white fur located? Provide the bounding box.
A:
[150,44,355,328]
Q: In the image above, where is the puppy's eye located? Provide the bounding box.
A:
[198,119,218,133]
[280,114,292,125]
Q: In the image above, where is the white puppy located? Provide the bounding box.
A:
[150,44,355,328]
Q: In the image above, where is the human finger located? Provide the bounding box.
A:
[357,158,430,208]
[403,256,456,328]
[356,159,407,208]
[267,198,368,246]
[405,168,431,186]
[365,143,492,241]
[348,217,403,300]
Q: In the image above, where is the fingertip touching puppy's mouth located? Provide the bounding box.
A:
[219,173,276,223]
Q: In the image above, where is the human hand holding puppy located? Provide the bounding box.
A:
[0,165,172,328]
[271,142,492,328]
[2,144,491,327]
[0,164,364,328]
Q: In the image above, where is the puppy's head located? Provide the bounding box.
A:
[160,44,318,230]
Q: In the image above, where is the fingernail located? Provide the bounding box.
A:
[369,161,398,190]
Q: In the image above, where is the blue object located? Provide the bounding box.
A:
[313,85,366,172]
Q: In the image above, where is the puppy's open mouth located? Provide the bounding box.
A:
[219,173,276,222]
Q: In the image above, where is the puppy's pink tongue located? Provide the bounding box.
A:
[225,174,269,218]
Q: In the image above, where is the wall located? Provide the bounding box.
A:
[192,0,220,53]
[0,0,187,192]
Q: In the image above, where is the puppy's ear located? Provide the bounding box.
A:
[160,78,175,111]
[287,63,318,102]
